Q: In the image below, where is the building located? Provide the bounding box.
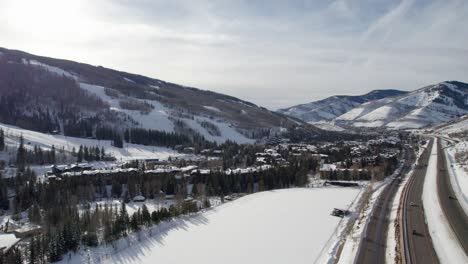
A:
[0,233,20,256]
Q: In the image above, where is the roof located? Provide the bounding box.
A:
[320,164,337,172]
[133,195,145,201]
[0,233,20,252]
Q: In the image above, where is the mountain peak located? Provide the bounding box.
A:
[278,89,407,123]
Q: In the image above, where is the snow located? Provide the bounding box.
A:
[80,83,175,133]
[353,120,385,127]
[339,156,406,263]
[123,77,135,83]
[422,139,468,263]
[338,183,384,263]
[62,187,361,264]
[436,117,468,134]
[280,97,362,122]
[203,105,221,112]
[80,83,252,144]
[337,82,468,129]
[444,141,468,215]
[25,59,78,80]
[337,98,394,121]
[358,105,396,121]
[311,121,345,132]
[0,233,20,251]
[182,116,254,144]
[0,123,182,162]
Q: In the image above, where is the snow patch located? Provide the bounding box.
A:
[203,105,221,113]
[80,83,174,132]
[25,59,78,80]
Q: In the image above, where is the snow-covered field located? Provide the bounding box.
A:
[0,123,182,161]
[62,187,361,264]
[422,139,468,263]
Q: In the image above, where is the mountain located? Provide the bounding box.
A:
[0,47,301,144]
[336,81,468,129]
[278,89,407,123]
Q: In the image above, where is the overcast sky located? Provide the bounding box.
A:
[1,0,467,109]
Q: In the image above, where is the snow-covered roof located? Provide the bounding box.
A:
[320,164,337,172]
[0,233,20,251]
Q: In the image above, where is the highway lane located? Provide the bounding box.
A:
[403,139,439,264]
[437,140,468,254]
[354,147,414,264]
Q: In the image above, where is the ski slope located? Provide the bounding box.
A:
[0,123,182,161]
[63,187,361,264]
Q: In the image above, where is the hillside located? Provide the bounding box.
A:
[0,47,300,144]
[434,114,468,138]
[278,89,406,123]
[336,81,468,129]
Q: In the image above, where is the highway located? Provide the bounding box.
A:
[354,147,414,264]
[437,139,468,254]
[402,139,439,263]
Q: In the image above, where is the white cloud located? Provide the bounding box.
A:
[0,0,467,109]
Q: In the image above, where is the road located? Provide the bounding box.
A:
[354,147,414,264]
[437,139,468,253]
[402,139,439,263]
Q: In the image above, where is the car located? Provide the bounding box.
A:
[410,202,417,207]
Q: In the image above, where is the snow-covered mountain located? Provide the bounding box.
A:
[0,47,301,144]
[336,81,468,129]
[278,90,406,123]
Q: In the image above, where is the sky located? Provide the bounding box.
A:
[1,0,467,110]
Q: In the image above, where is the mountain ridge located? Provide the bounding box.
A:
[0,47,303,144]
[280,81,468,130]
[278,89,407,123]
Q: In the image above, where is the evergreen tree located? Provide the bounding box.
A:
[84,146,89,161]
[0,128,4,151]
[77,145,83,162]
[50,145,56,164]
[130,213,139,232]
[113,133,123,148]
[16,135,26,172]
[29,236,37,264]
[101,147,106,160]
[141,204,151,226]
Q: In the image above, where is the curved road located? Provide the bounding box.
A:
[354,147,414,264]
[402,139,439,263]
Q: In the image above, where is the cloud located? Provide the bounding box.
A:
[0,0,467,109]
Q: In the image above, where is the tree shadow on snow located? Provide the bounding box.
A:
[106,212,210,263]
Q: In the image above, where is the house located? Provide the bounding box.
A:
[133,195,146,202]
[0,233,20,256]
[212,150,223,155]
[183,147,195,154]
[319,163,337,179]
[12,223,42,238]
